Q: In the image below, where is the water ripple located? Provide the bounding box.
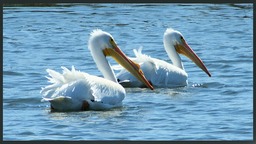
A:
[3,70,24,76]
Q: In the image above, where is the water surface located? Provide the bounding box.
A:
[3,3,253,140]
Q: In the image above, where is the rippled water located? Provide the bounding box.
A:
[3,3,253,140]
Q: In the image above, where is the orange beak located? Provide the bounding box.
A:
[175,40,211,77]
[104,46,154,90]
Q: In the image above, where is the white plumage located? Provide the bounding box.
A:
[114,28,211,88]
[41,66,125,111]
[115,48,188,88]
[40,29,153,111]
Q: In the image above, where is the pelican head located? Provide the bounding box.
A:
[89,29,154,90]
[164,28,211,77]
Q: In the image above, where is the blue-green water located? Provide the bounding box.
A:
[3,4,253,140]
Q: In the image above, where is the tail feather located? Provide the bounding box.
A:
[132,47,153,63]
[46,68,65,84]
[40,66,89,99]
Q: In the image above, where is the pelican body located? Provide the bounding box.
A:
[40,29,153,111]
[114,28,211,88]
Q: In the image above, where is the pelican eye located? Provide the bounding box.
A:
[180,36,184,40]
[110,38,117,48]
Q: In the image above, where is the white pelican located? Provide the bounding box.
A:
[113,28,211,88]
[40,29,153,111]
